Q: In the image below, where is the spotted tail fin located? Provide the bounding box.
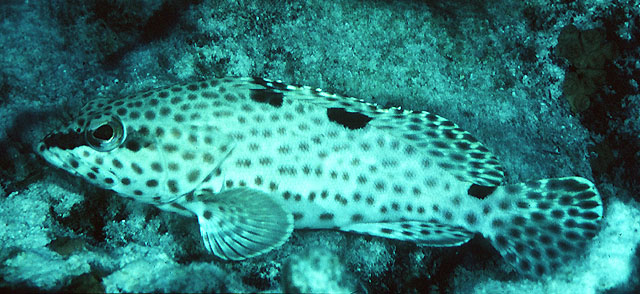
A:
[481,177,603,278]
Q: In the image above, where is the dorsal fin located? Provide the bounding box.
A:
[245,77,505,186]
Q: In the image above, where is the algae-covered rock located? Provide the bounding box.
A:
[281,250,361,293]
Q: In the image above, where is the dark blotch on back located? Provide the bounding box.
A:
[326,107,373,130]
[250,88,284,107]
[467,184,496,199]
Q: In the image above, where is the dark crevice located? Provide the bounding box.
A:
[101,0,201,69]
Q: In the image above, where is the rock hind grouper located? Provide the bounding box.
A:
[38,77,603,278]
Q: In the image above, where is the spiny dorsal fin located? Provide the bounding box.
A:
[246,77,505,186]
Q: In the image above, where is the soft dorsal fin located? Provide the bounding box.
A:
[244,77,505,186]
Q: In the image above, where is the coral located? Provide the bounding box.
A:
[556,24,617,113]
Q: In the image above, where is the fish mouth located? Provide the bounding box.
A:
[38,137,119,188]
[41,130,85,151]
[38,131,72,167]
[37,143,81,179]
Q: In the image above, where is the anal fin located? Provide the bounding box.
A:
[184,187,294,260]
[341,220,474,246]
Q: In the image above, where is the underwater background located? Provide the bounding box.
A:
[0,0,639,293]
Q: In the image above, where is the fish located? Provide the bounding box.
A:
[38,77,603,278]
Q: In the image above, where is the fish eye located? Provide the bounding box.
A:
[85,116,126,151]
[93,124,114,140]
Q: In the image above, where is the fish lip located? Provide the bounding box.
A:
[36,140,48,156]
[38,145,69,174]
[38,138,59,160]
[40,147,119,189]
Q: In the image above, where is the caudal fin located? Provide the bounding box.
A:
[482,177,603,278]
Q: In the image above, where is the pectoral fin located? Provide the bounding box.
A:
[188,188,293,260]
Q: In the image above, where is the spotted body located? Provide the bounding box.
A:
[39,77,603,278]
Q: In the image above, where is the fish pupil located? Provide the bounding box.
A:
[94,124,114,140]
